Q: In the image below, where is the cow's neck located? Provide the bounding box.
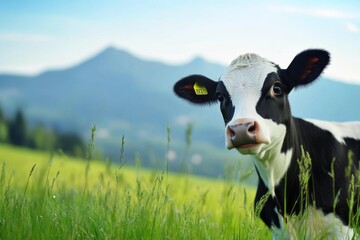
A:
[272,117,318,215]
[251,120,294,196]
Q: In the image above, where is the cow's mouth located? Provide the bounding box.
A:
[237,143,261,149]
[227,141,267,151]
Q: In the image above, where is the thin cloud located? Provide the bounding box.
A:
[0,33,54,43]
[346,22,359,33]
[272,5,359,19]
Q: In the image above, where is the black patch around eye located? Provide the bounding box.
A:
[216,92,225,102]
[261,72,282,93]
[216,81,235,125]
[271,82,284,97]
[256,72,291,124]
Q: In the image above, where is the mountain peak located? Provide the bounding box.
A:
[189,56,206,64]
[105,45,117,51]
[72,46,141,72]
[101,45,118,54]
[96,46,132,59]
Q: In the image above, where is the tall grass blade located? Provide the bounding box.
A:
[23,164,37,199]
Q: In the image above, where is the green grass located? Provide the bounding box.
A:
[0,144,269,239]
[2,142,358,239]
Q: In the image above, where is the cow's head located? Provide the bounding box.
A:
[174,49,330,156]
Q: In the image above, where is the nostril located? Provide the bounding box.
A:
[227,125,236,138]
[247,122,257,134]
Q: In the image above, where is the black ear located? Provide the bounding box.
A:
[173,75,218,105]
[285,49,330,89]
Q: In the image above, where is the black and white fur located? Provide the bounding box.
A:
[173,49,360,239]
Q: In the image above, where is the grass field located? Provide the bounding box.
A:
[0,143,270,239]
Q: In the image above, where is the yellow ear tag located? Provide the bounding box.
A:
[193,82,208,95]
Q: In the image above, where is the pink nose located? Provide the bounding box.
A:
[226,119,259,148]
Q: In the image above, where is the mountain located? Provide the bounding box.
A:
[0,47,224,131]
[0,46,359,181]
[0,47,235,180]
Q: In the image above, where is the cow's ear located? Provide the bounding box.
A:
[285,49,330,89]
[173,75,218,105]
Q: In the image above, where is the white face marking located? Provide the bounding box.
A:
[221,53,292,189]
[222,54,277,121]
[307,119,360,144]
[221,54,281,151]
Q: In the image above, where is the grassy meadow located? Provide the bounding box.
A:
[0,143,270,239]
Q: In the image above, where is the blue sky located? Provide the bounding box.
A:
[1,0,360,83]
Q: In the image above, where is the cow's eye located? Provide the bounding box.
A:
[271,83,283,96]
[217,93,225,102]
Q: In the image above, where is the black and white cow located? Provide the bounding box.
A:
[173,49,360,238]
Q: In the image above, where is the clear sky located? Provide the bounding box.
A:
[1,0,360,84]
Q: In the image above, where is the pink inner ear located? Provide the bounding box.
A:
[309,57,319,64]
[184,84,194,90]
[300,57,320,81]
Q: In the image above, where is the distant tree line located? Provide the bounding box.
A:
[0,103,85,158]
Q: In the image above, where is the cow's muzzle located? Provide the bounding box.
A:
[226,118,270,150]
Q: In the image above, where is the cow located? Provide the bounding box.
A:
[173,49,360,239]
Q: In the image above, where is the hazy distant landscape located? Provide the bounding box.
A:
[1,46,360,182]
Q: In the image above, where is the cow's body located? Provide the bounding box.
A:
[260,117,360,237]
[173,50,360,238]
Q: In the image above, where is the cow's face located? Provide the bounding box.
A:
[218,55,290,155]
[174,49,330,156]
